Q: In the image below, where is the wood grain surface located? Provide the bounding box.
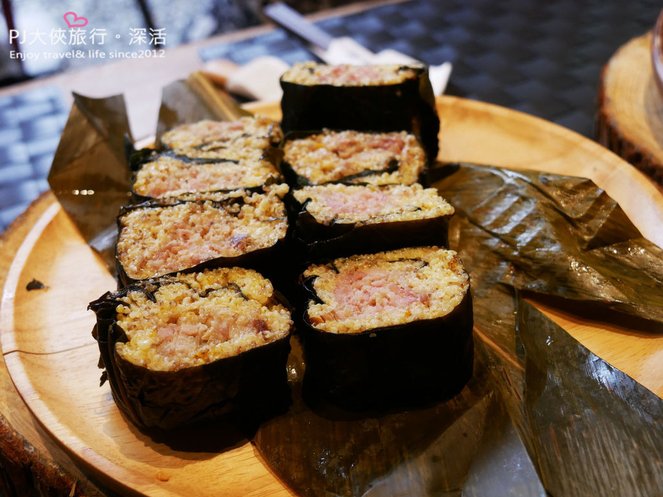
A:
[0,96,661,497]
[597,32,663,186]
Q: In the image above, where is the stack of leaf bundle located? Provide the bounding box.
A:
[119,116,290,283]
[280,62,453,258]
[89,116,294,432]
[279,62,474,409]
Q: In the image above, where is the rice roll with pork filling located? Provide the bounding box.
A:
[280,62,440,162]
[301,247,473,409]
[116,185,289,284]
[159,116,283,161]
[282,130,426,186]
[292,183,454,257]
[89,267,293,430]
[130,151,282,200]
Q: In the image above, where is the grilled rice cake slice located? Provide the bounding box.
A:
[159,116,283,161]
[131,152,282,199]
[112,268,291,371]
[283,130,427,186]
[292,183,455,256]
[116,185,289,282]
[280,62,440,161]
[300,246,473,408]
[89,267,293,429]
[303,246,468,333]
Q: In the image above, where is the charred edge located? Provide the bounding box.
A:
[118,194,256,216]
[103,274,259,303]
[25,279,46,291]
[332,158,401,185]
[116,235,289,287]
[388,258,429,267]
[294,210,355,243]
[130,182,281,204]
[301,276,323,304]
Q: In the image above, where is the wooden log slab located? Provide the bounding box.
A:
[597,32,663,186]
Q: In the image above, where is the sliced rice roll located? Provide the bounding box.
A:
[280,62,440,162]
[130,151,282,200]
[159,116,283,161]
[116,185,289,284]
[89,267,293,430]
[282,129,427,186]
[300,247,473,409]
[292,183,454,257]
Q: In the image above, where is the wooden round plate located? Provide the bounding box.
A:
[1,96,662,497]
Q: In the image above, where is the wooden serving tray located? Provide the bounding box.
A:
[0,96,661,497]
[597,32,663,186]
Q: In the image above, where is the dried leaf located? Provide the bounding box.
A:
[435,163,663,325]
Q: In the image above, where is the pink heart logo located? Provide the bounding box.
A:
[63,11,88,29]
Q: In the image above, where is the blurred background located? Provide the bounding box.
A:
[0,0,660,231]
[0,0,355,85]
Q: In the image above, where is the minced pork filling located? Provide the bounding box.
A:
[133,156,280,198]
[115,269,291,371]
[304,247,469,334]
[293,183,454,225]
[284,130,425,185]
[117,188,288,280]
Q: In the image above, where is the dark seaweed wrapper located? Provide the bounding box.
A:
[299,278,473,410]
[280,65,440,162]
[47,74,249,274]
[290,194,450,261]
[88,279,292,431]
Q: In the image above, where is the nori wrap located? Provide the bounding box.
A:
[115,185,289,285]
[290,183,454,259]
[300,247,473,409]
[89,267,293,431]
[280,63,440,162]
